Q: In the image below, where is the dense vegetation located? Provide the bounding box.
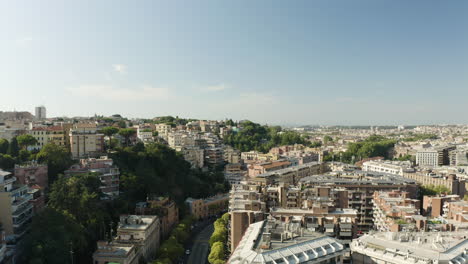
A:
[420,184,451,196]
[20,173,113,263]
[111,143,230,209]
[224,121,311,153]
[151,216,195,264]
[324,135,396,163]
[16,141,229,264]
[208,213,229,264]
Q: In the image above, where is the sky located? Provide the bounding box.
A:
[0,0,467,126]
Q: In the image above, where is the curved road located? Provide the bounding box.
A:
[187,224,214,264]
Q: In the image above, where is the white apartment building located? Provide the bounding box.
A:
[136,128,153,142]
[155,124,172,140]
[416,149,440,167]
[167,132,184,149]
[351,231,468,264]
[228,220,347,264]
[362,160,413,176]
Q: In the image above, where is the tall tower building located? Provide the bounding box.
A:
[35,106,46,120]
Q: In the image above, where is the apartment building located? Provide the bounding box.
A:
[372,190,421,232]
[416,145,456,167]
[446,200,468,223]
[185,193,229,220]
[155,123,172,140]
[224,163,245,185]
[65,156,120,198]
[256,162,324,185]
[229,184,267,251]
[362,160,413,176]
[241,151,279,162]
[402,172,466,197]
[135,196,179,239]
[224,146,241,164]
[228,219,348,264]
[0,170,34,241]
[300,171,419,233]
[69,123,104,158]
[34,106,46,120]
[423,194,460,217]
[180,146,204,168]
[351,231,468,264]
[114,215,160,262]
[29,125,67,149]
[204,147,224,168]
[248,160,291,178]
[93,241,138,264]
[14,162,48,190]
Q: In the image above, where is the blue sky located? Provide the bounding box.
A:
[0,0,467,125]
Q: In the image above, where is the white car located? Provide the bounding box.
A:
[185,249,191,255]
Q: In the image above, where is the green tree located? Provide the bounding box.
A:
[208,242,225,264]
[118,128,136,146]
[117,120,127,128]
[323,135,333,144]
[0,154,15,169]
[19,208,87,264]
[101,126,120,150]
[36,143,73,185]
[0,139,8,154]
[17,134,38,150]
[7,137,19,156]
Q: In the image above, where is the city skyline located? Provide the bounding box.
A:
[1,0,467,125]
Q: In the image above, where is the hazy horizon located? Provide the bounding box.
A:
[1,0,467,125]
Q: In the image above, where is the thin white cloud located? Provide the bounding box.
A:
[68,85,170,101]
[16,37,33,47]
[201,84,227,92]
[112,64,127,74]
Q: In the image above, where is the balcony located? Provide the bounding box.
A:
[13,212,33,228]
[11,194,33,212]
[12,203,33,217]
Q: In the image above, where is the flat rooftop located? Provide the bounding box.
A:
[351,231,468,263]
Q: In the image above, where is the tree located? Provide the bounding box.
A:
[47,173,109,262]
[323,135,333,144]
[7,137,19,156]
[17,134,38,150]
[0,154,15,169]
[118,128,136,146]
[19,208,87,264]
[0,139,8,154]
[36,143,73,185]
[208,242,225,264]
[101,127,120,150]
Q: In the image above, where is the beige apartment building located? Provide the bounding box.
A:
[113,215,160,261]
[93,241,138,264]
[0,170,34,241]
[69,123,104,159]
[29,125,68,149]
[185,193,229,219]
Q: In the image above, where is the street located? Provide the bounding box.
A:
[187,224,214,264]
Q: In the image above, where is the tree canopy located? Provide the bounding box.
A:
[224,121,310,153]
[36,143,73,185]
[17,134,38,149]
